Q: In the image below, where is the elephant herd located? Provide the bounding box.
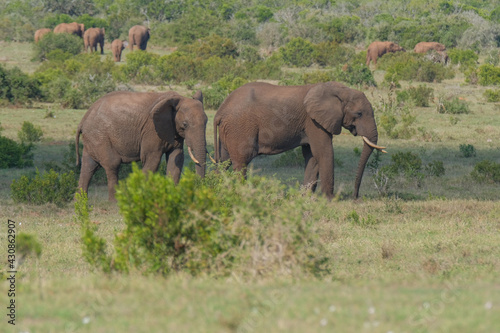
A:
[366,40,449,66]
[34,23,151,62]
[76,82,387,201]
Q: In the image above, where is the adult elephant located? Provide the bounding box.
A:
[54,22,85,37]
[76,90,207,201]
[366,41,405,66]
[414,41,448,64]
[128,25,150,51]
[34,28,51,43]
[84,28,105,54]
[111,40,128,62]
[214,82,386,199]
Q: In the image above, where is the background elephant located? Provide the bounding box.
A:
[366,41,405,66]
[414,41,448,64]
[413,42,446,53]
[54,22,85,37]
[128,25,150,51]
[34,28,51,43]
[76,90,207,201]
[84,27,105,54]
[214,81,386,199]
[111,39,128,62]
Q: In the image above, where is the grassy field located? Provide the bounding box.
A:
[1,42,500,332]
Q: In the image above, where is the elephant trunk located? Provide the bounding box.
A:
[187,139,206,179]
[353,131,379,199]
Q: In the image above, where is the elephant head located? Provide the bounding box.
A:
[152,90,207,178]
[304,82,386,198]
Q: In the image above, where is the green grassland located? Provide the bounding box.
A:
[1,40,500,333]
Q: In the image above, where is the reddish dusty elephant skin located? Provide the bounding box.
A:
[111,39,128,62]
[34,28,52,43]
[128,25,150,51]
[366,41,405,66]
[54,22,85,38]
[84,28,105,54]
[76,90,207,201]
[214,81,386,200]
[413,42,446,53]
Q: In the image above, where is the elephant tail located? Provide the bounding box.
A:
[75,124,82,167]
[214,118,219,163]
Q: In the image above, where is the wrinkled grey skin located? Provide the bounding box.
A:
[76,90,207,201]
[214,81,383,199]
[128,25,150,51]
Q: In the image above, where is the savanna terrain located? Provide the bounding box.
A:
[1,1,500,332]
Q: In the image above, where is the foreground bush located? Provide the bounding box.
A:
[11,169,77,206]
[77,165,331,278]
[0,135,33,168]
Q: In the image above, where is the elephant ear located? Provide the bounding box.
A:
[304,83,345,135]
[150,93,181,145]
[192,90,203,104]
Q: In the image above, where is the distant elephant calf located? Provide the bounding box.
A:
[214,81,387,199]
[111,40,128,62]
[366,41,405,66]
[76,90,207,201]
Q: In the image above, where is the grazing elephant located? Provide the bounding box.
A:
[34,28,51,43]
[84,28,105,54]
[128,25,150,51]
[414,41,448,64]
[54,22,85,37]
[76,90,207,201]
[366,41,405,66]
[111,39,128,62]
[214,81,386,199]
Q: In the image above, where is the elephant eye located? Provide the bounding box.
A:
[356,112,363,118]
[182,121,188,128]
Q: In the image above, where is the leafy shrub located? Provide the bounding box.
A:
[425,161,445,177]
[376,93,417,139]
[120,51,161,84]
[0,136,34,168]
[16,233,42,262]
[312,42,355,67]
[397,85,434,107]
[78,165,331,278]
[179,34,238,59]
[11,169,77,206]
[156,52,200,83]
[459,144,476,158]
[280,37,315,67]
[471,160,500,184]
[436,96,470,114]
[0,65,42,105]
[447,49,478,67]
[32,33,83,61]
[484,89,500,102]
[478,64,500,86]
[334,64,376,87]
[18,121,43,144]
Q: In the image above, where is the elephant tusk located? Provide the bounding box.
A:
[363,136,387,153]
[188,146,201,164]
[207,150,216,163]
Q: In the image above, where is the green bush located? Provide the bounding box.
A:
[436,97,470,114]
[478,64,500,86]
[11,169,77,206]
[179,34,238,59]
[0,136,34,168]
[120,51,161,84]
[484,89,500,102]
[377,98,417,139]
[203,75,248,110]
[0,65,42,105]
[16,233,42,262]
[397,85,434,107]
[280,37,315,68]
[459,144,476,158]
[18,121,43,144]
[32,33,83,61]
[471,160,500,184]
[77,165,331,277]
[312,41,355,67]
[447,49,478,67]
[334,64,376,87]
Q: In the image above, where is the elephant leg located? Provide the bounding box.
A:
[78,149,100,195]
[166,148,184,184]
[100,151,122,201]
[302,144,319,192]
[309,131,335,199]
[141,151,164,173]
